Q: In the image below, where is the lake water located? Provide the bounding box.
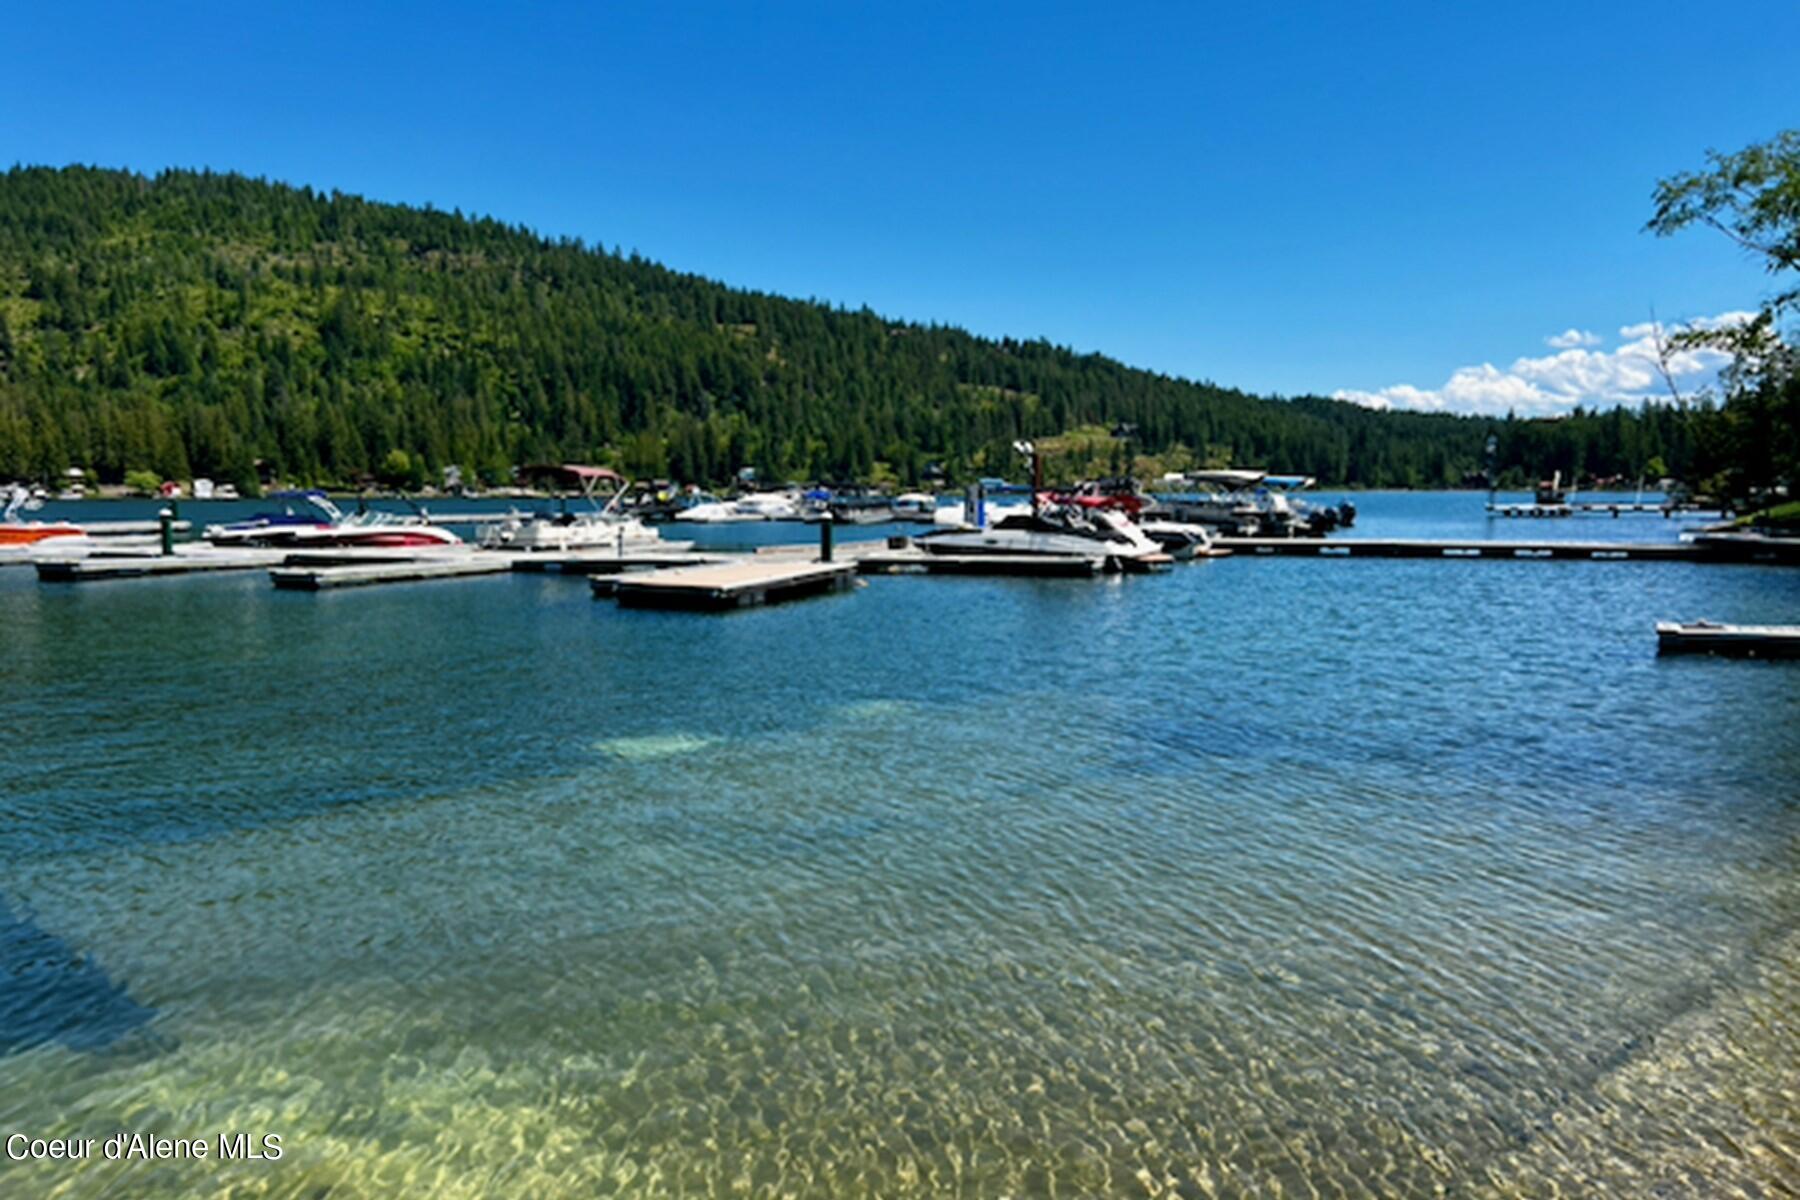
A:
[2,491,1796,1197]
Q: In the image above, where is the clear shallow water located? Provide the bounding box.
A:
[1,492,1796,1197]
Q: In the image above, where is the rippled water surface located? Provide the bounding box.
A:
[2,492,1796,1197]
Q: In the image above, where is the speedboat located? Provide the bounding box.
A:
[1,485,86,548]
[917,501,1170,571]
[480,466,694,553]
[206,491,462,548]
[733,490,804,521]
[802,485,895,524]
[675,496,763,523]
[1154,470,1353,537]
[1135,518,1231,560]
[892,492,938,521]
[1048,479,1230,560]
[675,489,804,523]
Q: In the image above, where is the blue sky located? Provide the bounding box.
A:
[6,1,1796,414]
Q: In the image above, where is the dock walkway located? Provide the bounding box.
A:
[1216,537,1800,564]
[1486,502,1717,519]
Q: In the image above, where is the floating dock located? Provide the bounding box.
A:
[271,546,739,589]
[856,551,1104,577]
[508,550,732,575]
[270,553,514,590]
[1656,621,1800,657]
[603,558,857,609]
[1215,537,1800,564]
[34,547,287,581]
[1488,502,1720,519]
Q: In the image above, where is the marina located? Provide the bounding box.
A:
[3,52,1797,1199]
[12,495,1800,599]
[4,487,1796,1200]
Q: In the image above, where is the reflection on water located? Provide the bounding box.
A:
[1,492,1796,1197]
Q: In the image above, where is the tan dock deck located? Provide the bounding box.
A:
[270,554,515,589]
[603,558,857,609]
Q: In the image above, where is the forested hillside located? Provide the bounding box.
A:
[0,166,1717,491]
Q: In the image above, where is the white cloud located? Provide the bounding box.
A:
[1334,312,1755,417]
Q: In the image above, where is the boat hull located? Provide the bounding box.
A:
[0,524,85,546]
[482,516,693,553]
[208,524,461,549]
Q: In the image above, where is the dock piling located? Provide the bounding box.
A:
[158,507,175,556]
[820,516,835,563]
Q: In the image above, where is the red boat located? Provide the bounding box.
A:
[1,486,85,546]
[0,523,85,546]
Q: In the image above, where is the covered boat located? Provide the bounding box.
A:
[480,466,693,553]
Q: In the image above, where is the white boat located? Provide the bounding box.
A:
[485,509,690,553]
[206,491,463,549]
[675,489,805,523]
[1,485,88,551]
[892,492,938,521]
[480,466,694,553]
[733,490,804,520]
[1156,470,1353,537]
[1135,518,1230,560]
[675,497,761,523]
[917,502,1170,571]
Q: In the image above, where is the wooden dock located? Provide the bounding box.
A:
[603,558,857,609]
[1656,621,1800,657]
[34,547,288,581]
[856,551,1104,577]
[1215,537,1800,564]
[270,554,514,590]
